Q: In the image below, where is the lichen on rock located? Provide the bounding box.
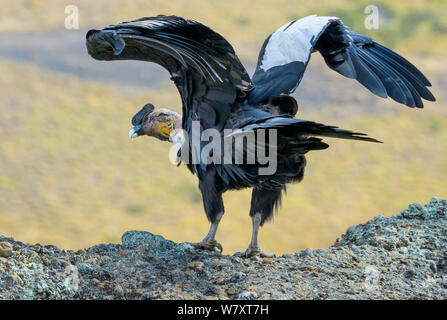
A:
[0,198,446,300]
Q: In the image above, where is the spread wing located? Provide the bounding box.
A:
[86,15,252,131]
[248,15,435,108]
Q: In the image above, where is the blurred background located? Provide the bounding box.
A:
[0,0,446,254]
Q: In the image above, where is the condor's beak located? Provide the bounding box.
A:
[129,124,143,140]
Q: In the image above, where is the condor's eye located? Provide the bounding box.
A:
[158,115,168,122]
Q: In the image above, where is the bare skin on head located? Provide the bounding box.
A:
[129,106,182,142]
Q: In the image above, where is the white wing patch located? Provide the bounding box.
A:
[260,15,338,72]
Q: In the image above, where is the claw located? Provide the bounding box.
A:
[214,241,223,253]
[189,239,223,253]
[234,246,275,258]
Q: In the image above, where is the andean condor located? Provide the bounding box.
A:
[86,15,435,257]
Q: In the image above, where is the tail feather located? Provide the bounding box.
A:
[238,116,382,144]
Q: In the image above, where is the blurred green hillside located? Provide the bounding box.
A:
[0,0,446,254]
[1,0,447,57]
[0,57,445,253]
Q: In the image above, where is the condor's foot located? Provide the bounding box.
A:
[234,246,275,258]
[189,239,223,253]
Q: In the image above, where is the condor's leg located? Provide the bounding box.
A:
[189,173,224,253]
[235,188,283,258]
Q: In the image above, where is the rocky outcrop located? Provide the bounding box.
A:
[1,198,446,300]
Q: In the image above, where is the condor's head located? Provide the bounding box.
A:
[128,104,182,142]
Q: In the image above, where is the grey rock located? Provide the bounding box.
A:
[238,291,258,300]
[0,198,446,300]
[228,272,246,283]
[298,248,312,257]
[121,231,176,252]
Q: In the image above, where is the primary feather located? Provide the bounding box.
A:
[248,15,435,108]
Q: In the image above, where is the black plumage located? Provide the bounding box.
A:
[86,15,435,256]
[248,17,435,107]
